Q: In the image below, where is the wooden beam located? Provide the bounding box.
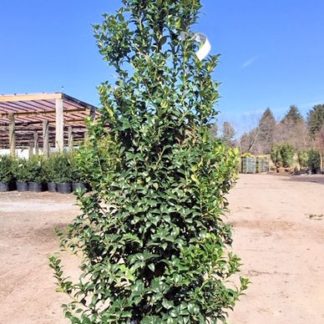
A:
[55,98,64,151]
[0,118,86,127]
[0,93,62,103]
[0,108,86,118]
[8,113,16,158]
[43,120,49,158]
[62,93,97,111]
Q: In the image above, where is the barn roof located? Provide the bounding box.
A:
[0,92,97,149]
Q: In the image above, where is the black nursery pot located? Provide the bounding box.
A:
[0,182,9,192]
[72,182,87,192]
[47,182,56,192]
[56,182,72,194]
[28,182,42,192]
[16,182,28,192]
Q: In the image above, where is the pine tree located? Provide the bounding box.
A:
[281,105,303,125]
[275,105,307,150]
[308,104,324,137]
[257,108,276,153]
[50,1,248,322]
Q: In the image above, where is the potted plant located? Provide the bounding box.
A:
[54,153,72,194]
[26,156,45,192]
[70,152,87,192]
[44,154,60,192]
[0,155,13,192]
[13,158,29,191]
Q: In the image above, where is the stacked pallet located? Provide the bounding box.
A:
[241,156,256,174]
[256,156,270,173]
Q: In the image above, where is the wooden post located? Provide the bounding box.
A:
[8,113,16,158]
[33,131,39,155]
[29,140,34,158]
[55,98,64,151]
[42,120,49,158]
[68,126,73,151]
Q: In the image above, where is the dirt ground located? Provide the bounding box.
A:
[0,174,324,324]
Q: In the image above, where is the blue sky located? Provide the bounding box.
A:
[1,0,324,134]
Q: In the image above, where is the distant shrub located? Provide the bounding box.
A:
[308,149,320,173]
[297,151,309,168]
[271,144,295,168]
[0,155,13,183]
[25,155,46,183]
[12,158,29,182]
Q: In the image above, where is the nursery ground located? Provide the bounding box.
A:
[0,174,324,324]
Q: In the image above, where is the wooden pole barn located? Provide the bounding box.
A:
[0,93,97,157]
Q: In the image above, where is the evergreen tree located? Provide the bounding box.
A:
[50,1,248,322]
[274,105,307,150]
[308,104,324,137]
[281,105,303,124]
[257,108,276,154]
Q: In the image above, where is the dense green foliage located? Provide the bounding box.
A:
[297,150,309,168]
[307,149,321,173]
[44,153,73,183]
[50,1,248,323]
[25,155,46,183]
[308,104,324,137]
[44,154,61,183]
[13,158,30,182]
[271,144,295,168]
[0,155,13,183]
[1,153,85,185]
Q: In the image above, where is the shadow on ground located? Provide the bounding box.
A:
[285,174,324,185]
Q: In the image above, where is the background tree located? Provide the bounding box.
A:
[50,0,248,323]
[314,125,324,171]
[297,150,309,169]
[308,149,321,173]
[221,121,235,146]
[281,105,303,124]
[256,108,276,154]
[308,105,324,172]
[274,105,308,151]
[239,108,275,154]
[270,144,295,169]
[239,128,258,153]
[308,104,324,137]
[210,122,218,138]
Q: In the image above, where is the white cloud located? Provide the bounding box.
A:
[241,56,258,69]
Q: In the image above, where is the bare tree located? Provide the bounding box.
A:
[239,128,259,153]
[274,122,308,150]
[314,125,324,171]
[221,121,235,146]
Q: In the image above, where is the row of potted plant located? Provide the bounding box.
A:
[0,153,88,194]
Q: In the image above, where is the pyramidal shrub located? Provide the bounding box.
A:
[50,0,248,322]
